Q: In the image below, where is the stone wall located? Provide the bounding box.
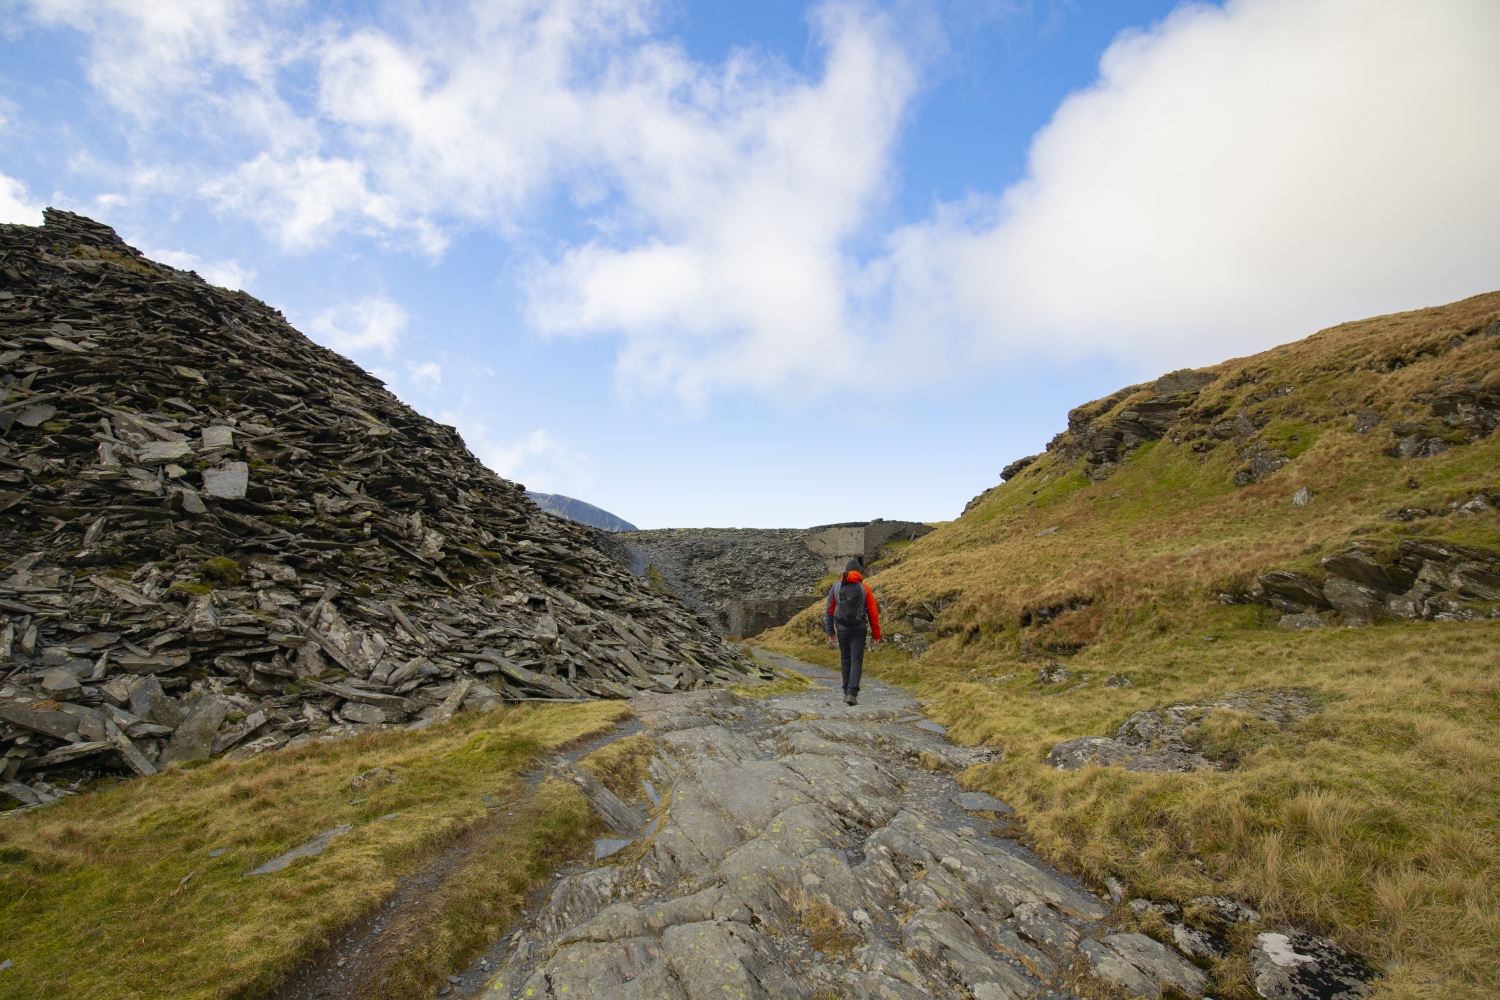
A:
[803,520,934,573]
[726,595,823,639]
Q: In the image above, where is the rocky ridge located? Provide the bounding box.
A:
[527,491,638,533]
[985,308,1500,506]
[0,210,767,810]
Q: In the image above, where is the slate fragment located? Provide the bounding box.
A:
[161,695,229,765]
[202,462,249,499]
[247,825,352,876]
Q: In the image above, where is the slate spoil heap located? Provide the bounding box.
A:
[0,210,767,811]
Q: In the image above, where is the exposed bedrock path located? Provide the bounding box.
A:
[473,651,1213,1000]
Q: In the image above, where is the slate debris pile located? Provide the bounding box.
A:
[0,210,767,810]
[615,528,830,628]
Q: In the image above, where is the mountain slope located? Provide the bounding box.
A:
[525,491,637,532]
[0,209,764,791]
[867,289,1499,653]
[759,290,1500,1000]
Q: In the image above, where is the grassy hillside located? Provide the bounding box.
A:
[0,701,629,1000]
[759,290,1500,1000]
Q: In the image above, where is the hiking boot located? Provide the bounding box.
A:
[845,693,857,706]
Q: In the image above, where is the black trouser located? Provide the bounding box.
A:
[836,624,866,697]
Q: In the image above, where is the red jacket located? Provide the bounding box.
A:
[825,570,881,640]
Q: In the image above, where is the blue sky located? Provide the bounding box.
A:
[2,1,1497,528]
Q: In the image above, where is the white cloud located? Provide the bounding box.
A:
[886,0,1500,371]
[146,247,254,290]
[408,361,442,390]
[204,153,412,253]
[461,425,588,493]
[21,0,1500,399]
[24,0,298,131]
[304,297,407,356]
[0,173,43,225]
[526,4,915,403]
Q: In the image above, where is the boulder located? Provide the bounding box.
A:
[1451,562,1500,600]
[1350,408,1381,434]
[1046,736,1134,771]
[160,695,229,764]
[128,676,183,729]
[1323,577,1386,625]
[1036,662,1071,684]
[1320,550,1396,591]
[1258,570,1330,612]
[1252,930,1373,999]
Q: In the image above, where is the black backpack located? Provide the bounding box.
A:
[833,579,868,628]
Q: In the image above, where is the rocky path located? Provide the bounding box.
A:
[475,652,1214,1000]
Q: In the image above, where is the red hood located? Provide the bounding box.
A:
[844,570,864,583]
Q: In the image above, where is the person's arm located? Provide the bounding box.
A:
[825,586,838,642]
[865,584,881,642]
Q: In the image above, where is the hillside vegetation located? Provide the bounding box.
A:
[759,290,1500,1000]
[0,700,628,1000]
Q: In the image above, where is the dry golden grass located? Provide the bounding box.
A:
[732,663,817,699]
[797,897,862,959]
[759,292,1500,999]
[576,733,657,802]
[0,700,629,1000]
[766,611,1500,999]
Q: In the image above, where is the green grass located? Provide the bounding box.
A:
[349,777,597,1000]
[0,701,630,1000]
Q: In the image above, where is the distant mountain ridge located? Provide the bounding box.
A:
[527,491,637,532]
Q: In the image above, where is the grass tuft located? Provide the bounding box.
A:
[575,734,657,802]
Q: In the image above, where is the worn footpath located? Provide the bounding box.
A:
[477,652,1235,1000]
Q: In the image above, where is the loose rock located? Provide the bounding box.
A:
[1048,690,1313,773]
[1252,930,1373,1000]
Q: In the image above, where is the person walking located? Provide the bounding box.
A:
[824,558,881,706]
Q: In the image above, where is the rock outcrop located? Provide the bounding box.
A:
[986,309,1500,502]
[0,210,767,808]
[1238,527,1500,627]
[1047,690,1314,774]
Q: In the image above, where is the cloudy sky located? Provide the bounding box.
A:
[2,0,1497,527]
